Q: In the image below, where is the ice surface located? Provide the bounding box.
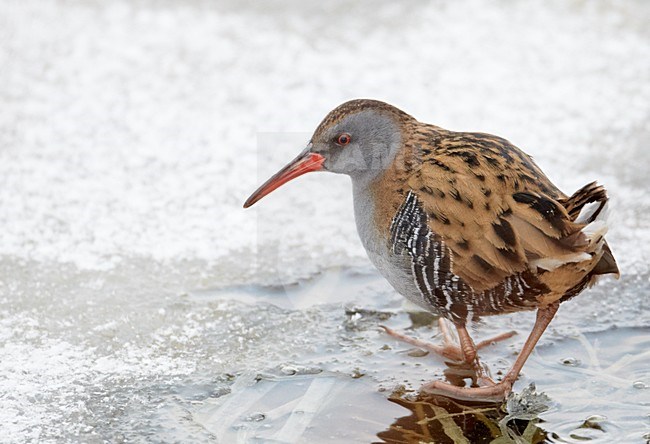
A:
[1,0,649,442]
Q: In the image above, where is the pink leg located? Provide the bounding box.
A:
[421,302,560,402]
[456,325,478,364]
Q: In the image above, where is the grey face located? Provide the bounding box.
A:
[310,110,402,181]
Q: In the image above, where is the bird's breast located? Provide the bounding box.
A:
[352,180,435,312]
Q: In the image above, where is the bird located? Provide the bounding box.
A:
[243,99,619,401]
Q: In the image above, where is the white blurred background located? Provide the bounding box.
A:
[0,1,648,442]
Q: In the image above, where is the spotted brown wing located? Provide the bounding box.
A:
[406,132,587,293]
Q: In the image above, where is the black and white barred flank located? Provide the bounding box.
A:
[389,191,547,323]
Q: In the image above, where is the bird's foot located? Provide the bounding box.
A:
[421,378,513,403]
[474,330,518,350]
[380,324,464,362]
[380,320,516,365]
[442,359,495,389]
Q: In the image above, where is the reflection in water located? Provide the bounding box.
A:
[376,311,550,442]
[376,391,548,444]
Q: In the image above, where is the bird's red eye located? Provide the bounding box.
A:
[337,133,351,146]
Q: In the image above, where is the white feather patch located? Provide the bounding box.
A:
[581,202,609,243]
[575,201,601,224]
[531,252,592,271]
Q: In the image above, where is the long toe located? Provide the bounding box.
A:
[380,325,464,362]
[420,379,513,403]
[475,330,517,350]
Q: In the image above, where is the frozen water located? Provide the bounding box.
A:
[1,0,649,442]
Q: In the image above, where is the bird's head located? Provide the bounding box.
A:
[243,99,413,208]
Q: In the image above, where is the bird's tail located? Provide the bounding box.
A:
[562,182,620,277]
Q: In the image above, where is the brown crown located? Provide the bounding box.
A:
[312,99,415,139]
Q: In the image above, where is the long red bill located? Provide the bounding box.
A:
[243,152,325,208]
